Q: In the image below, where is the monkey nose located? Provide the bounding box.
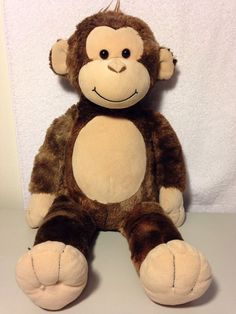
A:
[107,59,127,73]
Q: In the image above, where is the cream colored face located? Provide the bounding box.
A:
[78,26,150,109]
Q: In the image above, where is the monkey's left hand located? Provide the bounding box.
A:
[159,187,185,227]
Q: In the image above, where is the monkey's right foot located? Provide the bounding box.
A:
[16,241,88,310]
[140,240,212,305]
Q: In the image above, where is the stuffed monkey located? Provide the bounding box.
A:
[16,5,212,310]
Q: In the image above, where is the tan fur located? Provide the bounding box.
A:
[26,193,55,228]
[140,240,212,305]
[72,116,146,203]
[16,241,88,310]
[86,26,144,60]
[51,40,68,75]
[78,59,150,108]
[159,187,185,226]
[159,187,183,213]
[158,48,175,80]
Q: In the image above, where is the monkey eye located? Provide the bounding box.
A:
[122,48,131,58]
[99,49,109,59]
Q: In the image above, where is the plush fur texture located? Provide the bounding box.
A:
[65,11,159,91]
[16,8,212,310]
[123,202,182,271]
[34,195,97,257]
[29,105,79,194]
[16,241,88,310]
[29,98,186,230]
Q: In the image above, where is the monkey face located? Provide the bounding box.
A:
[78,26,150,109]
[50,11,176,108]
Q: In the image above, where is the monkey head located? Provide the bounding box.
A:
[50,9,176,109]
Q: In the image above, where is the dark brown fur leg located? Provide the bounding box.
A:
[123,202,182,271]
[34,196,97,258]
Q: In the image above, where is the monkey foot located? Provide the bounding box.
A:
[140,240,212,305]
[16,241,88,310]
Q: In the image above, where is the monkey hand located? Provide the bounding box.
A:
[26,193,55,228]
[159,187,185,227]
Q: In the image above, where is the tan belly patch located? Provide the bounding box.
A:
[72,116,146,204]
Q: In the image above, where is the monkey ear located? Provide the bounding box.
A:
[157,47,177,80]
[49,39,69,75]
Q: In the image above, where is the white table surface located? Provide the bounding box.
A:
[0,210,236,314]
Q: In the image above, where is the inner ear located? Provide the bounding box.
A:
[50,39,68,75]
[158,47,176,80]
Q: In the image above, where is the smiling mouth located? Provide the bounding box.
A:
[92,87,138,103]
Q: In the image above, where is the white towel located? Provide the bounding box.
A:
[4,0,236,212]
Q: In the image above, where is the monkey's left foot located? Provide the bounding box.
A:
[16,241,88,310]
[140,240,212,305]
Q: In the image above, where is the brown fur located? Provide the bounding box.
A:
[31,98,186,243]
[65,11,159,91]
[35,195,97,257]
[153,113,186,191]
[29,105,79,194]
[123,202,182,270]
[31,10,186,274]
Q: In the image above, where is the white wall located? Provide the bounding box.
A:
[0,0,23,209]
[3,0,236,212]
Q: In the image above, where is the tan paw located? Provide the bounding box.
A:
[159,187,185,227]
[140,240,212,305]
[168,204,185,227]
[26,193,55,228]
[16,241,88,310]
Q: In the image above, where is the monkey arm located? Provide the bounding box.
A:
[153,113,186,226]
[27,104,79,228]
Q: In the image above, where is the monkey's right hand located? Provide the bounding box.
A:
[26,193,55,228]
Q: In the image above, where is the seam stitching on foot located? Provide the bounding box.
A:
[166,244,175,288]
[58,244,66,283]
[189,250,202,294]
[30,252,41,286]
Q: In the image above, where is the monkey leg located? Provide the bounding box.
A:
[123,202,212,306]
[16,196,97,310]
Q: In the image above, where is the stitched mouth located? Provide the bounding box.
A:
[92,87,138,103]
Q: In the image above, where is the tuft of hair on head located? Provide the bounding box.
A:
[99,0,121,13]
